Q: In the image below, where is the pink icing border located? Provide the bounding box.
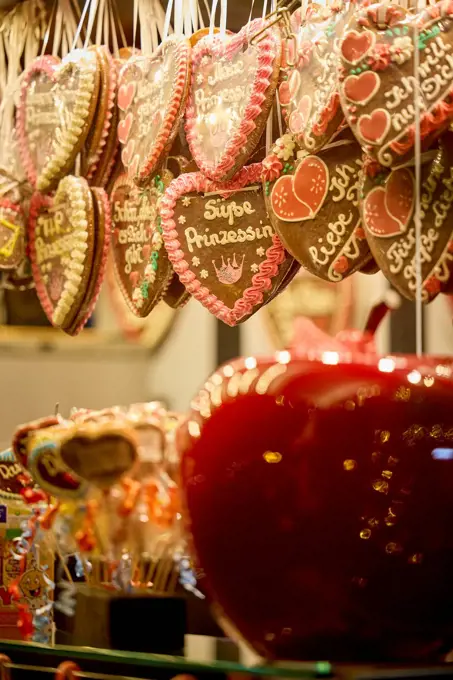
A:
[160,162,287,326]
[71,188,112,335]
[16,55,60,189]
[86,48,118,181]
[185,19,280,181]
[28,192,58,325]
[117,37,191,183]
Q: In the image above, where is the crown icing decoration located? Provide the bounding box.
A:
[29,175,93,328]
[185,19,282,181]
[117,36,191,184]
[17,49,99,192]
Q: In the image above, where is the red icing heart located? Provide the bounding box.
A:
[363,186,401,237]
[271,156,329,222]
[271,175,313,221]
[129,271,139,287]
[121,139,135,167]
[117,112,133,144]
[289,94,311,135]
[179,344,453,662]
[385,168,414,227]
[363,169,413,237]
[118,81,135,111]
[279,81,291,106]
[343,71,379,104]
[185,19,281,181]
[341,29,375,64]
[358,109,391,144]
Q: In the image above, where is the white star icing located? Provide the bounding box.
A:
[256,247,265,257]
[178,215,186,224]
[251,263,259,273]
[200,269,208,279]
[192,256,200,267]
[182,197,191,207]
[196,73,204,84]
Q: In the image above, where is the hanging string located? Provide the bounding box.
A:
[413,2,423,356]
[132,0,139,50]
[72,0,92,50]
[163,0,174,41]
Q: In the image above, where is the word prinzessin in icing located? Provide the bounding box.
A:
[185,224,273,253]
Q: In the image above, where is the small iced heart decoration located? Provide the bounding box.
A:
[185,19,281,181]
[341,29,375,64]
[363,168,414,237]
[339,1,453,166]
[117,37,190,184]
[271,156,329,222]
[17,51,99,192]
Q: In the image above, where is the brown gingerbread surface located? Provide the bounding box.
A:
[360,134,453,301]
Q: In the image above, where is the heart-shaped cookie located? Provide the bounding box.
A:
[17,50,100,192]
[264,133,372,281]
[361,135,453,301]
[60,422,138,490]
[0,199,25,269]
[29,175,95,329]
[111,170,174,317]
[117,37,191,185]
[339,1,453,167]
[185,19,282,181]
[67,187,112,336]
[84,46,117,181]
[279,4,349,154]
[160,163,295,326]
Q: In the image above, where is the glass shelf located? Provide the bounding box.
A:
[0,639,331,679]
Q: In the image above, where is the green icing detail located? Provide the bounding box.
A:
[141,280,149,298]
[265,181,270,196]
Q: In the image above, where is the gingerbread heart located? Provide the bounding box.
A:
[67,187,112,336]
[185,19,281,181]
[339,1,453,167]
[361,134,453,301]
[29,175,95,329]
[264,133,372,281]
[279,4,349,154]
[117,37,191,185]
[17,51,100,192]
[111,171,174,317]
[84,46,117,181]
[160,163,294,326]
[0,199,25,269]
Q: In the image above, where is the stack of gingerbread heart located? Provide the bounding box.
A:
[14,42,120,334]
[114,18,304,326]
[263,0,453,304]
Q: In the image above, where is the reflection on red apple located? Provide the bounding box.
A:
[179,319,453,663]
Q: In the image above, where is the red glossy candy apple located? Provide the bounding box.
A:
[178,313,453,663]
